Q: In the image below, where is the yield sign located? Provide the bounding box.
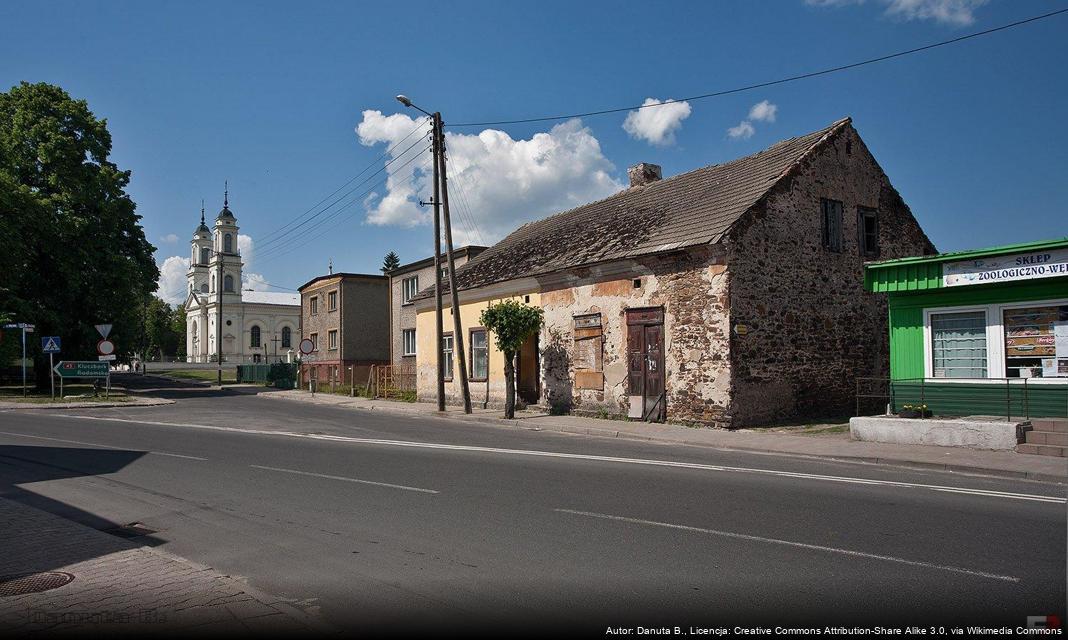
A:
[95,324,113,339]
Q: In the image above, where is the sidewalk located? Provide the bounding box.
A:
[0,498,328,634]
[260,390,1067,483]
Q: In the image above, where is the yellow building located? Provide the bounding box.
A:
[413,282,541,408]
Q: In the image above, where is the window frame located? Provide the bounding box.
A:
[328,290,338,311]
[224,274,234,292]
[469,327,489,382]
[441,332,454,381]
[309,333,318,351]
[328,329,338,350]
[402,276,419,304]
[310,296,319,315]
[402,328,417,357]
[281,326,292,348]
[858,206,879,258]
[250,325,261,348]
[820,198,844,253]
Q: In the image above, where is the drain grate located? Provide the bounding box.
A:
[0,572,75,597]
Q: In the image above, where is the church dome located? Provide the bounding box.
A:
[217,204,236,221]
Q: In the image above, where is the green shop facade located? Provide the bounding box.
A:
[864,238,1068,418]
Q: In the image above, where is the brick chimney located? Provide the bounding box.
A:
[628,163,662,188]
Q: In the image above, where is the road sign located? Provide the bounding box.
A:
[97,339,115,356]
[98,354,117,361]
[4,323,34,329]
[299,338,315,355]
[53,361,109,379]
[95,324,112,338]
[41,336,61,353]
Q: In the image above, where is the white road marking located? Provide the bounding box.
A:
[0,430,208,461]
[43,415,1067,504]
[249,464,438,494]
[555,509,1021,583]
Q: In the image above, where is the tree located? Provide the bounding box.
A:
[479,300,544,419]
[134,296,183,361]
[0,82,158,384]
[381,251,401,273]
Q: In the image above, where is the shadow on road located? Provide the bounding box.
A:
[113,373,284,401]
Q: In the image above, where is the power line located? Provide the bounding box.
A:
[254,116,431,247]
[450,8,1068,128]
[447,161,488,248]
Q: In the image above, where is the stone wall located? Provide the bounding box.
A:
[725,123,935,426]
[538,244,732,426]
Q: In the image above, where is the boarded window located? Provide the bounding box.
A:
[821,198,843,252]
[573,313,603,390]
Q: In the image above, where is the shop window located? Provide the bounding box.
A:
[858,207,879,257]
[402,329,416,356]
[821,198,843,253]
[470,329,488,381]
[442,333,454,380]
[573,314,604,390]
[930,311,987,378]
[1004,305,1068,378]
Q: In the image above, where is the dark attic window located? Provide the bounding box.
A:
[858,207,879,257]
[633,278,642,289]
[821,198,843,253]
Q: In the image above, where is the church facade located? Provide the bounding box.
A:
[184,195,300,363]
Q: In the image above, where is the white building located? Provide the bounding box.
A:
[184,194,300,363]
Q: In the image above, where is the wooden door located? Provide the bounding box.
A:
[626,308,665,422]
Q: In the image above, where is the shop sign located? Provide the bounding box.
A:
[944,248,1068,287]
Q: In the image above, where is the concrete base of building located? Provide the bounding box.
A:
[849,415,1024,451]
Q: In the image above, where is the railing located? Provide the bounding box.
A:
[856,376,1068,421]
[369,364,416,399]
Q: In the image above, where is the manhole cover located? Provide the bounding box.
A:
[0,572,74,597]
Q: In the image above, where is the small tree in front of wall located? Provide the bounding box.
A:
[479,300,544,419]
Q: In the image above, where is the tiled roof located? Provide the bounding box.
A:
[413,118,851,300]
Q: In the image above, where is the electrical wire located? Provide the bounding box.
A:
[449,8,1068,128]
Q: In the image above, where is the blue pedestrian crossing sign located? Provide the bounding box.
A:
[41,336,61,353]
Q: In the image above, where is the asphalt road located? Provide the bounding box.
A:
[0,375,1064,634]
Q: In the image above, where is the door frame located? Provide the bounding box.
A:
[626,306,666,422]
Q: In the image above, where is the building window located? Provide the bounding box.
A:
[224,274,234,292]
[328,290,337,311]
[224,233,233,253]
[402,276,419,303]
[200,283,208,293]
[470,329,488,381]
[931,311,987,378]
[281,326,291,348]
[328,329,338,350]
[440,267,448,281]
[858,207,879,257]
[1004,304,1068,378]
[402,329,416,356]
[250,325,261,348]
[200,247,211,264]
[309,333,318,350]
[442,333,454,380]
[821,198,843,253]
[573,314,604,390]
[310,296,318,315]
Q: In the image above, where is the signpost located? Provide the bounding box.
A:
[4,323,35,397]
[41,336,61,400]
[53,360,110,399]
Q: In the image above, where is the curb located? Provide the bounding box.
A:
[0,398,175,410]
[257,392,1066,485]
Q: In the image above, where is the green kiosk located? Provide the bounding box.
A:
[864,237,1068,420]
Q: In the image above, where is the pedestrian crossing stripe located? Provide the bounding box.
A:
[42,337,60,353]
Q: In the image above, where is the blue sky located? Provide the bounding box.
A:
[2,0,1066,303]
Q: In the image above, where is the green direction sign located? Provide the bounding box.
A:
[53,361,109,379]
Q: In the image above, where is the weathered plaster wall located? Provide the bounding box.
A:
[726,123,935,425]
[538,245,732,426]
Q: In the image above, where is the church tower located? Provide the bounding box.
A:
[207,184,244,361]
[187,201,212,298]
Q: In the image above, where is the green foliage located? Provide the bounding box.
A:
[478,300,544,356]
[381,251,401,273]
[267,361,298,388]
[398,390,417,403]
[0,82,158,383]
[134,296,183,361]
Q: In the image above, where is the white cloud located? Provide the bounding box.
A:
[884,0,986,26]
[806,0,986,26]
[159,233,179,244]
[727,121,755,140]
[243,272,269,290]
[156,255,190,305]
[237,234,253,265]
[748,100,778,123]
[622,98,692,146]
[355,111,623,245]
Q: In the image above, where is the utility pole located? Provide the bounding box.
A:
[430,112,446,411]
[217,254,223,386]
[436,115,472,413]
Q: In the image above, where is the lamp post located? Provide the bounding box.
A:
[396,95,472,414]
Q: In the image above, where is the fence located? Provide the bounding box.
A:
[237,362,298,388]
[856,377,1068,421]
[368,364,416,399]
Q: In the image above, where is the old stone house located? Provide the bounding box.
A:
[412,118,935,426]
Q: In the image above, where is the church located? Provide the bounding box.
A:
[184,192,300,363]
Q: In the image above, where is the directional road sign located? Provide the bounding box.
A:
[53,361,109,379]
[41,336,61,353]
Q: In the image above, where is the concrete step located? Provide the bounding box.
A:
[1026,430,1068,446]
[1029,418,1068,433]
[1017,443,1068,457]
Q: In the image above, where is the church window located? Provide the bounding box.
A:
[201,247,211,264]
[200,283,208,293]
[281,326,292,348]
[250,325,261,348]
[224,234,233,253]
[224,275,234,292]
